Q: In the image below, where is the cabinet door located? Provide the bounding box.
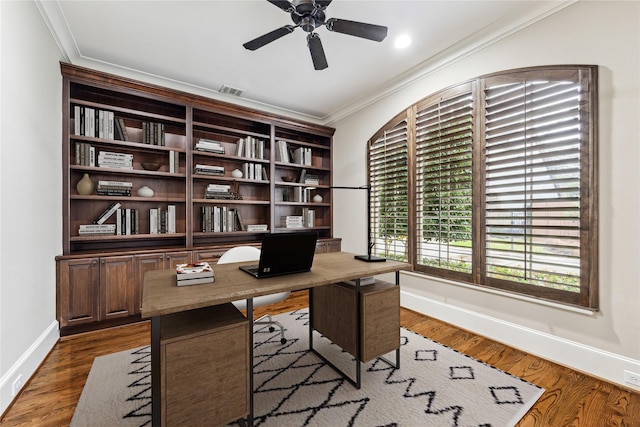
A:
[99,255,135,320]
[164,251,192,268]
[57,258,100,327]
[134,253,165,314]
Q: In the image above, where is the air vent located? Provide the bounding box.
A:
[219,85,244,97]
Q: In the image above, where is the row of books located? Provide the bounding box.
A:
[176,262,214,286]
[195,138,225,154]
[142,122,165,145]
[81,208,140,235]
[200,205,244,232]
[96,180,132,196]
[242,162,268,181]
[149,205,177,234]
[88,202,177,234]
[236,136,266,159]
[74,106,115,139]
[283,187,313,203]
[275,140,313,165]
[75,142,96,166]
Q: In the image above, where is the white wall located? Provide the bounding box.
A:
[332,1,640,388]
[0,1,63,414]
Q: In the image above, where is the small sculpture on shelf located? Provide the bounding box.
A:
[137,185,154,197]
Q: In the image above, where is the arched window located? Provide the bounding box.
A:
[367,66,598,309]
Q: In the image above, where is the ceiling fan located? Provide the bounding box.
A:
[243,0,388,70]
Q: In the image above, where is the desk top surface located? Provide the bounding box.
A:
[141,251,412,318]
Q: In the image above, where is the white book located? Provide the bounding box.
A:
[108,111,114,139]
[169,150,175,173]
[98,180,133,187]
[168,205,176,234]
[116,208,122,235]
[150,208,158,234]
[74,105,81,135]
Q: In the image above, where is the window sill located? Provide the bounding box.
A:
[401,270,597,316]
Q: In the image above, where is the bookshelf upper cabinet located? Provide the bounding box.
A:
[61,63,334,255]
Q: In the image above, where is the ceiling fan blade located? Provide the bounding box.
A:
[243,25,295,51]
[267,0,294,12]
[325,18,388,42]
[307,33,328,70]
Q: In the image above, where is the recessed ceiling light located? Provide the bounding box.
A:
[395,35,411,49]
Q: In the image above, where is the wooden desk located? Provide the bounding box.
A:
[142,251,412,427]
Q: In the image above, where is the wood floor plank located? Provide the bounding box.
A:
[1,290,638,427]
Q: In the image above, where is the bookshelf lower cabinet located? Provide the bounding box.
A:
[99,255,135,321]
[57,258,100,327]
[160,304,249,427]
[311,280,400,362]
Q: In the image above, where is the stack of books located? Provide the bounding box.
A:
[204,184,233,199]
[283,215,304,228]
[195,138,225,154]
[97,180,132,196]
[78,224,116,235]
[98,151,133,170]
[195,164,224,176]
[176,262,215,286]
[246,224,268,232]
[298,169,319,185]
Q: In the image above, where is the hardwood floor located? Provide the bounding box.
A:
[2,290,638,426]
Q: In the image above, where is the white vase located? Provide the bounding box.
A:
[313,194,323,203]
[137,185,154,197]
[231,169,243,178]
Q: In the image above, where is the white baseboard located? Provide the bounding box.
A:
[401,290,640,390]
[0,320,59,416]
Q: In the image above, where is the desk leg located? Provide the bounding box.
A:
[151,316,161,427]
[246,298,254,427]
[376,271,401,370]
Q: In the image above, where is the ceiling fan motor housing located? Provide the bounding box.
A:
[291,4,326,33]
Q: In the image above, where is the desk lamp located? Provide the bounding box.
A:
[330,185,386,262]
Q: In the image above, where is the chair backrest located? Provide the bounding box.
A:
[217,245,260,264]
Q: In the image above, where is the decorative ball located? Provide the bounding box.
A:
[231,169,243,178]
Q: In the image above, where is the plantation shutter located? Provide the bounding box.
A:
[369,118,409,261]
[483,71,586,301]
[415,84,474,278]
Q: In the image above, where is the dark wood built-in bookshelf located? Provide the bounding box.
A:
[57,63,338,334]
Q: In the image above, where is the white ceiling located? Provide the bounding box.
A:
[38,0,570,124]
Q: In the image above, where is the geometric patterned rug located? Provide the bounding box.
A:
[71,308,543,427]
